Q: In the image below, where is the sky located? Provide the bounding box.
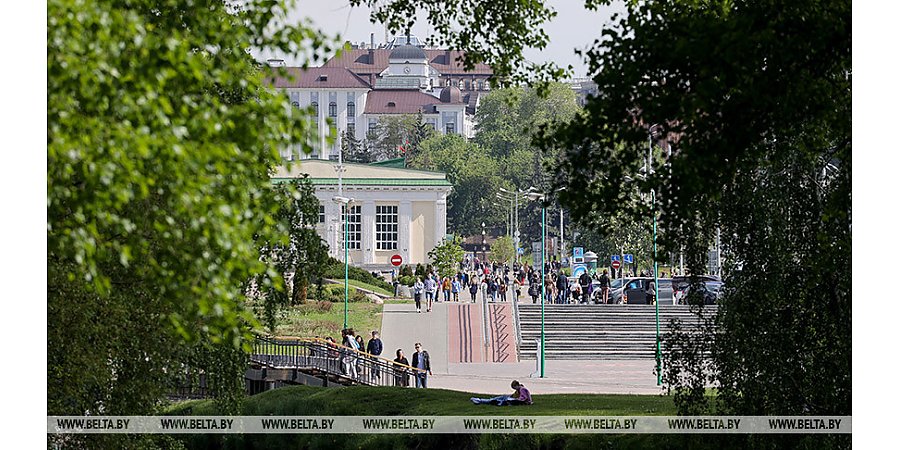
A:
[260,0,626,78]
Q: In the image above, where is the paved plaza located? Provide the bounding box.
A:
[381,302,666,395]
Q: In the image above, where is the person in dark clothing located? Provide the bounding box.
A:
[646,279,657,305]
[367,331,384,380]
[556,272,568,304]
[411,343,432,388]
[598,270,611,304]
[393,349,410,387]
[578,272,592,304]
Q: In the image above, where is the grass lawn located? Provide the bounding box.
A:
[273,301,384,342]
[166,386,846,449]
[170,385,676,417]
[326,278,395,297]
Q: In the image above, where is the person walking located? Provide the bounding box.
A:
[579,271,592,304]
[424,275,436,312]
[499,279,508,302]
[442,277,452,302]
[556,271,568,304]
[513,278,521,302]
[451,277,462,302]
[646,278,657,305]
[393,349,410,387]
[599,270,611,304]
[413,277,424,313]
[341,329,359,379]
[469,278,479,303]
[367,331,384,381]
[411,343,432,388]
[528,280,539,303]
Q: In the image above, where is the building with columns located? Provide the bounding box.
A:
[272,159,452,271]
[267,34,490,161]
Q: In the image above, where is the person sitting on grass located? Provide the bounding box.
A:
[470,380,533,406]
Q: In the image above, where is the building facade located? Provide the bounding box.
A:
[272,160,452,271]
[268,35,492,161]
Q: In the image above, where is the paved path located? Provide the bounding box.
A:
[381,301,667,394]
[380,302,450,374]
[428,360,665,395]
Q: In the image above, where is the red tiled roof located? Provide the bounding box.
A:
[364,90,445,115]
[323,49,493,75]
[266,67,371,89]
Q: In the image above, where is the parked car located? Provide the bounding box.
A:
[677,281,724,305]
[672,275,722,305]
[605,277,673,304]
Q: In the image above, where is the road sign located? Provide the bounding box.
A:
[573,264,587,277]
[390,254,403,267]
[517,247,525,255]
[611,254,621,262]
[611,260,621,270]
[573,247,584,264]
[623,254,634,264]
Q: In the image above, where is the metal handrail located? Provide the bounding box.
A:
[512,295,523,347]
[251,336,424,387]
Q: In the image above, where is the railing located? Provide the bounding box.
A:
[251,336,424,388]
[512,295,523,348]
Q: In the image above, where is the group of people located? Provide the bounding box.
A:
[316,329,434,389]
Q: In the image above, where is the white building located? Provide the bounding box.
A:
[272,159,452,271]
[268,36,490,161]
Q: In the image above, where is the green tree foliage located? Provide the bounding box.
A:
[491,235,516,265]
[252,177,330,332]
[350,0,565,87]
[428,237,466,279]
[48,0,334,421]
[375,0,851,427]
[353,114,433,162]
[407,134,509,236]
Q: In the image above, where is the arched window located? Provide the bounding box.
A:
[311,102,319,121]
[458,79,464,89]
[347,101,355,117]
[328,101,337,117]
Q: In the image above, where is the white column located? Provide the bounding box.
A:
[435,195,447,243]
[399,200,412,263]
[325,199,342,259]
[361,200,376,264]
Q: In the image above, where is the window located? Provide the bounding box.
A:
[465,79,471,90]
[446,78,452,87]
[318,205,325,223]
[328,101,337,117]
[311,102,318,121]
[445,122,455,135]
[477,80,484,91]
[347,101,355,117]
[426,118,437,130]
[347,123,355,136]
[341,205,362,250]
[368,120,378,131]
[375,205,398,250]
[458,79,464,88]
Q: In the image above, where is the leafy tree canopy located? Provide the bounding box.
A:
[371,0,851,425]
[48,0,333,418]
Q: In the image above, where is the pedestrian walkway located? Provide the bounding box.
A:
[380,302,450,374]
[380,300,666,394]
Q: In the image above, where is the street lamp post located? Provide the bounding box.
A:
[333,196,354,330]
[526,191,546,378]
[481,222,486,262]
[649,125,661,386]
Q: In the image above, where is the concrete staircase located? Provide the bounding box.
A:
[517,304,717,360]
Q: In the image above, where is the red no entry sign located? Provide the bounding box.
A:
[611,260,621,270]
[391,254,403,266]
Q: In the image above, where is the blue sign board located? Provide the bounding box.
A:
[611,254,621,262]
[572,264,587,278]
[624,254,634,264]
[573,247,584,259]
[517,247,525,255]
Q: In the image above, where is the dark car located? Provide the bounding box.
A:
[606,277,673,304]
[672,275,722,305]
[678,281,724,305]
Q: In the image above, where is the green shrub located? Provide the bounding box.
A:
[397,275,416,286]
[321,257,393,292]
